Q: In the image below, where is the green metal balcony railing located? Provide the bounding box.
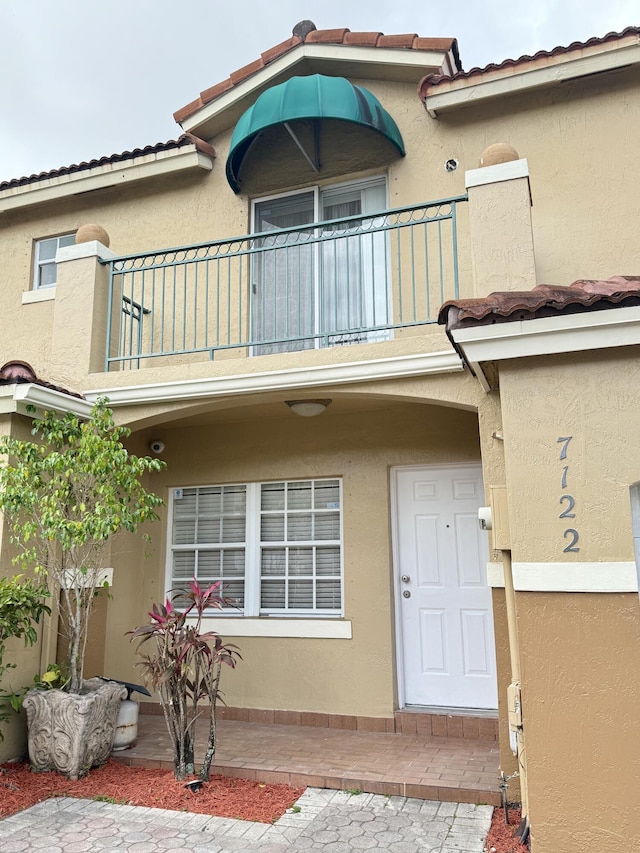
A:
[103,195,467,371]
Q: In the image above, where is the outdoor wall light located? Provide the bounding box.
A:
[285,399,332,417]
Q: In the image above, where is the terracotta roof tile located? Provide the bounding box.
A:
[174,24,457,124]
[173,98,205,125]
[197,78,234,108]
[0,361,84,400]
[377,34,418,49]
[420,25,640,97]
[261,36,302,65]
[414,37,459,52]
[230,56,266,86]
[343,32,382,47]
[0,135,215,191]
[438,277,640,331]
[305,28,350,44]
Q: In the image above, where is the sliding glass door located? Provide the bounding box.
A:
[252,178,388,355]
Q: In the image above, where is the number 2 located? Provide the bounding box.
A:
[563,529,580,552]
[559,495,576,519]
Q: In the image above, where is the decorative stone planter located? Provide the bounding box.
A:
[23,677,127,779]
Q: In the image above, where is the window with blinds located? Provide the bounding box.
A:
[169,479,343,616]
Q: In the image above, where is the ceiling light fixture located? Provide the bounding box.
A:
[285,399,332,417]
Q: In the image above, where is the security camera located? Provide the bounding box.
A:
[149,440,165,455]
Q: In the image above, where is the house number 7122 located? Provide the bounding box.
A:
[557,436,579,553]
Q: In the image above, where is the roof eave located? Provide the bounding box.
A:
[449,304,640,365]
[180,44,452,139]
[423,37,640,117]
[0,145,214,214]
[0,383,92,418]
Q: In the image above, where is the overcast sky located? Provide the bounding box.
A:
[0,1,637,182]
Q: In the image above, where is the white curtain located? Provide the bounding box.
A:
[253,192,315,354]
[320,181,388,345]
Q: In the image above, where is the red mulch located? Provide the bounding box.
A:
[485,807,530,853]
[0,759,304,823]
[1,759,528,849]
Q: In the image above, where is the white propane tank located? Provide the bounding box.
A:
[112,699,139,750]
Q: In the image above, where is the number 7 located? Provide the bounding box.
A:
[557,436,572,461]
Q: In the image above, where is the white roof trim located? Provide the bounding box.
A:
[86,350,463,407]
[425,39,640,117]
[0,148,213,214]
[0,383,92,418]
[181,43,450,136]
[451,304,640,363]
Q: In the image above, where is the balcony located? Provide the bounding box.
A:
[103,196,467,371]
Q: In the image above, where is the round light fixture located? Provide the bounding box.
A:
[285,399,332,417]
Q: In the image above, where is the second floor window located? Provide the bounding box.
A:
[33,234,75,289]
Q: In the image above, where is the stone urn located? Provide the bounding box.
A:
[23,678,127,779]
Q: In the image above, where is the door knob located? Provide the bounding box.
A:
[403,590,411,598]
[401,575,410,583]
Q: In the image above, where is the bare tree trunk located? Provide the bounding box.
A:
[200,663,222,781]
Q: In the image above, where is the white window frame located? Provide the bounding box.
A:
[166,478,344,619]
[249,176,391,353]
[32,233,75,290]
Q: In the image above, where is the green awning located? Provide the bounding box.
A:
[226,74,405,193]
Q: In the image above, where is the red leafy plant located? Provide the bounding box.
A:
[129,579,241,781]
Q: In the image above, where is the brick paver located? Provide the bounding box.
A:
[114,717,500,805]
[0,789,493,852]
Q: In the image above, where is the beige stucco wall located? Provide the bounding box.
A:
[494,348,640,850]
[501,348,640,563]
[518,592,640,851]
[1,65,639,385]
[101,400,482,717]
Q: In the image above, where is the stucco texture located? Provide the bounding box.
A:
[518,592,640,850]
[490,348,640,850]
[101,400,482,718]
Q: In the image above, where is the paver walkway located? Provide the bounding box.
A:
[0,788,492,852]
[115,716,500,805]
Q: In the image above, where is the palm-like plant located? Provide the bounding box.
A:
[129,579,240,781]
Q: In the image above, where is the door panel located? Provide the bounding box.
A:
[395,465,497,709]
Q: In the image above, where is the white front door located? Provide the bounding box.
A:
[393,464,497,710]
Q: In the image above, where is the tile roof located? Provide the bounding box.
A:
[420,26,640,98]
[438,277,640,332]
[0,360,84,399]
[173,22,459,125]
[0,134,215,192]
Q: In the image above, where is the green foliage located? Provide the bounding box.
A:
[0,574,50,739]
[0,398,166,694]
[129,579,240,781]
[33,662,69,691]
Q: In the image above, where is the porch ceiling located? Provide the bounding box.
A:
[143,395,414,429]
